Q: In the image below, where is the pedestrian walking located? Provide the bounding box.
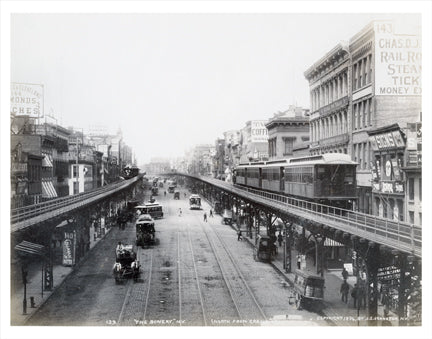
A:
[358,284,367,309]
[297,255,302,269]
[277,232,283,247]
[237,229,243,241]
[342,267,349,281]
[203,212,207,222]
[178,208,182,217]
[340,280,350,303]
[351,283,359,308]
[209,209,213,217]
[164,191,166,196]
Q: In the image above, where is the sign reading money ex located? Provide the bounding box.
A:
[10,83,44,118]
[250,120,268,143]
[374,20,421,96]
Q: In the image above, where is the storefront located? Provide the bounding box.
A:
[368,124,406,221]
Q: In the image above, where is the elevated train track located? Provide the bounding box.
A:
[168,172,421,258]
[11,174,143,233]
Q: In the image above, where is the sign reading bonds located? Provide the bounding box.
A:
[250,120,268,143]
[374,21,422,96]
[10,83,44,118]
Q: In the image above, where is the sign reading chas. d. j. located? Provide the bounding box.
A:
[11,82,44,118]
[374,20,421,96]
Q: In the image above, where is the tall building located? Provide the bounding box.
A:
[304,19,421,221]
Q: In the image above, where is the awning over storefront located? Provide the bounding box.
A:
[324,238,345,247]
[15,241,45,256]
[42,181,58,198]
[42,154,53,167]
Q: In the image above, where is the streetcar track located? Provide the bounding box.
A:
[210,223,267,320]
[177,229,182,326]
[117,280,133,325]
[185,225,208,325]
[142,248,154,321]
[198,213,267,323]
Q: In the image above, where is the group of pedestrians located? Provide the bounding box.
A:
[339,267,367,309]
[203,209,214,222]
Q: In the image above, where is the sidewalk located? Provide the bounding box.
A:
[230,223,398,326]
[10,224,113,326]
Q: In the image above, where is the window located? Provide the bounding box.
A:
[364,57,368,86]
[409,211,414,224]
[283,138,294,155]
[419,212,422,225]
[353,104,358,130]
[368,55,373,83]
[353,64,358,91]
[358,60,363,89]
[358,102,363,129]
[419,178,422,201]
[409,178,415,200]
[73,165,78,178]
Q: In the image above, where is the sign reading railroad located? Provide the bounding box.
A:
[10,82,44,118]
[374,20,422,96]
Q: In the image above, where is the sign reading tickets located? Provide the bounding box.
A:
[374,20,421,96]
[10,83,44,118]
[250,120,268,143]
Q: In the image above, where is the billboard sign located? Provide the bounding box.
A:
[10,83,44,118]
[374,20,422,96]
[250,120,268,143]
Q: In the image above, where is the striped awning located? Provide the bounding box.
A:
[15,241,45,256]
[324,238,345,247]
[42,154,53,167]
[42,180,58,198]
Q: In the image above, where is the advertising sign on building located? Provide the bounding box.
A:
[374,20,422,96]
[250,121,269,143]
[63,231,76,266]
[10,83,44,118]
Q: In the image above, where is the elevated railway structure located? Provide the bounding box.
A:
[11,174,145,292]
[163,172,422,325]
[11,175,144,233]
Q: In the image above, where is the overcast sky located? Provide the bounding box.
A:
[10,12,420,164]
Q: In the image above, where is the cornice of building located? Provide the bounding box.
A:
[304,42,349,80]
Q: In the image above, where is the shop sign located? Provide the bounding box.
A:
[370,161,379,181]
[391,159,401,180]
[63,231,76,266]
[250,121,268,143]
[12,162,28,174]
[385,160,392,177]
[392,130,405,147]
[373,181,404,194]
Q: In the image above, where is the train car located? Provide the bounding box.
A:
[123,166,140,179]
[235,154,357,208]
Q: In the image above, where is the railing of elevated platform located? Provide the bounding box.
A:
[171,173,421,257]
[11,175,143,229]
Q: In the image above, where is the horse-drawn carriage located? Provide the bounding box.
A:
[290,269,325,311]
[113,244,140,283]
[222,209,233,225]
[253,234,277,263]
